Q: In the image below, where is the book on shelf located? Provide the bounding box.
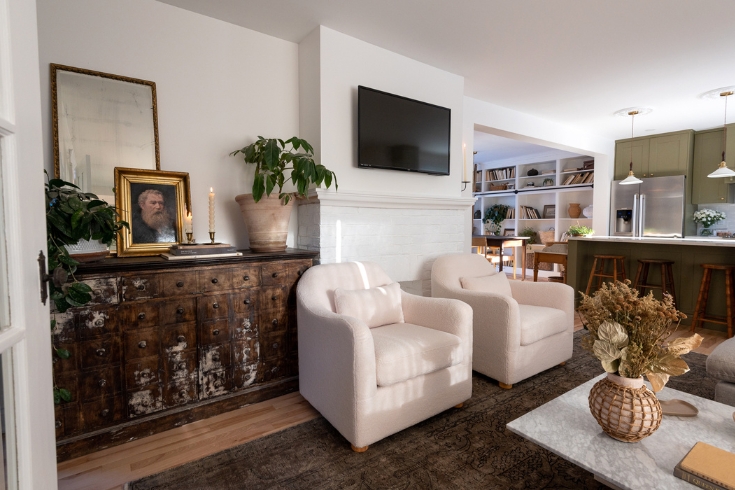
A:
[673,442,735,490]
[519,205,540,219]
[161,251,243,261]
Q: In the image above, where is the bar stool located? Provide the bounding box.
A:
[633,259,677,307]
[585,255,627,296]
[691,264,735,339]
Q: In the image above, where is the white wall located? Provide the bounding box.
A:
[36,0,300,249]
[464,96,616,235]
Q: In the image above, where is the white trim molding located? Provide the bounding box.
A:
[303,188,476,210]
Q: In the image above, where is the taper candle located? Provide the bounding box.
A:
[184,212,193,233]
[208,187,215,233]
[462,143,467,181]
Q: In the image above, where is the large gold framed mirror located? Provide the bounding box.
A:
[51,64,160,204]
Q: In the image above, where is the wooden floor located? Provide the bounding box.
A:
[58,287,728,489]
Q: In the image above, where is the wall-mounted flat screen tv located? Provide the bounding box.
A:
[358,86,451,175]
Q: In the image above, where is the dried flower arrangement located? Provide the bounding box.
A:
[578,280,702,392]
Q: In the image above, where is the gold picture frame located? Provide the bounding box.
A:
[114,168,191,257]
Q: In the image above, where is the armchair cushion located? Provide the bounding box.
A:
[459,273,512,297]
[334,282,404,328]
[371,323,463,387]
[519,305,568,346]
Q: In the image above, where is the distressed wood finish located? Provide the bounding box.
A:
[51,250,315,462]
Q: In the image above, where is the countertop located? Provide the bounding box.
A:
[571,235,735,247]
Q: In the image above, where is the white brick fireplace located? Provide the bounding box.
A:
[298,189,475,295]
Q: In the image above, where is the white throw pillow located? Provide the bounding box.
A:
[334,282,405,328]
[460,273,512,297]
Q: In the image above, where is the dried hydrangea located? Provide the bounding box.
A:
[578,280,702,391]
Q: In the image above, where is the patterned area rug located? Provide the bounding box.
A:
[127,332,715,489]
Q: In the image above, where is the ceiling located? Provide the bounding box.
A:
[158,0,735,141]
[472,133,560,163]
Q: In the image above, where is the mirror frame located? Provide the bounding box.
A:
[51,63,161,179]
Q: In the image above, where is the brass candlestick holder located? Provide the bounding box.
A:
[209,232,216,244]
[186,232,193,244]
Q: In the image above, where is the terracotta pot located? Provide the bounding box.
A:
[588,373,662,442]
[568,203,582,219]
[235,193,294,252]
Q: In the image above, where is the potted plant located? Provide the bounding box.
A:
[579,281,702,442]
[568,222,594,237]
[693,208,726,236]
[519,227,537,244]
[231,136,337,252]
[483,204,510,235]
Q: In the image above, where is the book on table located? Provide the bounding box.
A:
[169,243,237,256]
[161,252,243,261]
[673,441,735,490]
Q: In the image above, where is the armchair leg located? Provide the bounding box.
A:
[351,444,369,453]
[559,361,567,366]
[454,402,464,408]
[499,382,512,390]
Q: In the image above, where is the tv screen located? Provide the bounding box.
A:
[358,86,451,175]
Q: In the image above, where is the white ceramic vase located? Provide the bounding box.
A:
[583,205,593,218]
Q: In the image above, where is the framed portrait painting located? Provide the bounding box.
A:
[114,168,191,256]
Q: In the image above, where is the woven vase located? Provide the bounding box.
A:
[588,373,662,442]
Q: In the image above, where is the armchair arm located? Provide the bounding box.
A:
[508,281,575,332]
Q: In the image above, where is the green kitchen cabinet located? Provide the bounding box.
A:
[614,138,649,180]
[614,130,693,181]
[692,125,735,204]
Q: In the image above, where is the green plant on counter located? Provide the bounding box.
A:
[483,204,510,226]
[519,227,537,244]
[230,136,337,204]
[568,222,594,237]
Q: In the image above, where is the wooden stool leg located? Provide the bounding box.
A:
[613,259,618,284]
[585,258,599,296]
[641,262,650,295]
[691,268,711,332]
[666,263,678,307]
[597,259,605,290]
[633,262,644,290]
[619,258,627,281]
[726,269,734,339]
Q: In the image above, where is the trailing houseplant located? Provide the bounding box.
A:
[579,280,702,441]
[230,136,337,252]
[46,172,127,403]
[483,204,510,235]
[568,222,594,237]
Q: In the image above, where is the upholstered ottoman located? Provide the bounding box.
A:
[706,337,735,407]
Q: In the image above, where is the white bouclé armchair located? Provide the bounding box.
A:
[432,253,574,389]
[296,261,473,452]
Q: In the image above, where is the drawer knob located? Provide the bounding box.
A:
[272,272,279,278]
[297,270,303,276]
[55,420,62,429]
[212,329,220,336]
[212,353,220,362]
[94,319,104,327]
[177,335,186,343]
[98,379,107,387]
[176,307,184,314]
[211,278,218,284]
[243,299,250,305]
[96,348,106,357]
[272,342,279,349]
[214,379,223,388]
[176,281,184,287]
[243,275,249,281]
[212,303,219,309]
[272,319,279,326]
[271,295,277,301]
[138,312,146,320]
[100,409,110,417]
[138,341,147,349]
[179,389,187,398]
[177,362,187,370]
[136,285,145,291]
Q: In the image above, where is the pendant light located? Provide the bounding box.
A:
[619,110,643,185]
[707,90,735,178]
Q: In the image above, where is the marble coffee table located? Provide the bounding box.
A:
[507,374,735,490]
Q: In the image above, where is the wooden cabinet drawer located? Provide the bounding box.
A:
[125,303,160,329]
[161,322,196,353]
[124,328,160,362]
[52,311,76,343]
[199,368,231,400]
[55,372,78,403]
[161,272,198,297]
[232,315,257,341]
[82,396,124,429]
[79,336,120,370]
[261,263,286,287]
[199,343,231,372]
[199,319,230,346]
[54,406,64,438]
[79,366,121,402]
[233,338,259,365]
[53,342,78,375]
[83,277,119,305]
[161,298,196,325]
[259,309,288,334]
[77,306,119,339]
[286,261,311,305]
[163,379,196,408]
[121,275,160,301]
[232,362,258,391]
[258,359,288,383]
[200,269,233,293]
[232,290,255,315]
[163,349,196,383]
[198,294,229,321]
[124,356,161,389]
[233,266,261,289]
[259,286,287,312]
[127,384,163,418]
[260,332,288,360]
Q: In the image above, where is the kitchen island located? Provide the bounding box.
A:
[567,236,735,332]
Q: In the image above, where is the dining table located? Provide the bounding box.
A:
[472,235,529,280]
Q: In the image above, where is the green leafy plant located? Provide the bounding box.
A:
[578,280,701,391]
[519,227,537,244]
[568,222,594,237]
[483,204,510,226]
[230,136,337,205]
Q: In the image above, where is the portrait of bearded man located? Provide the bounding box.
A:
[131,187,177,244]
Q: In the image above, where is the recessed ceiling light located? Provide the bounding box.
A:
[614,107,652,117]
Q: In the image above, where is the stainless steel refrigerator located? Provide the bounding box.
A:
[609,175,686,237]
